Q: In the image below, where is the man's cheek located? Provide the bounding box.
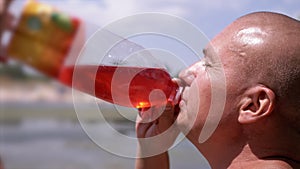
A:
[192,78,212,124]
[187,82,201,122]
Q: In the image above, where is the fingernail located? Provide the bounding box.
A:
[165,103,173,111]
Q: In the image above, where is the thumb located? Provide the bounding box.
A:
[156,102,176,132]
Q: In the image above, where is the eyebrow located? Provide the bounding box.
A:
[202,47,218,63]
[202,48,207,56]
[202,48,211,60]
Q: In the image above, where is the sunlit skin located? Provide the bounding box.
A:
[136,12,300,169]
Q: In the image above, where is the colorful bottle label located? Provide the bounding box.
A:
[7,0,80,78]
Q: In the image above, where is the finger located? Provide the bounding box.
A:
[5,13,15,30]
[159,101,175,119]
[136,102,175,127]
[135,121,154,138]
[0,55,7,63]
[0,0,14,30]
[0,46,8,63]
[144,102,174,134]
[138,107,155,123]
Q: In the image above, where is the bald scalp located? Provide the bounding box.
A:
[222,12,300,128]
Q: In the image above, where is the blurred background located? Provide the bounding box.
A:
[1,0,299,169]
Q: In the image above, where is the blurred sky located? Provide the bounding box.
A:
[34,0,300,39]
[9,0,300,74]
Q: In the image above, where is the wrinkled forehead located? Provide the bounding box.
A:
[203,37,231,65]
[205,24,270,62]
[201,29,252,76]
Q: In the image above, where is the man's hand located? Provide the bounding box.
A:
[135,102,180,169]
[0,0,14,62]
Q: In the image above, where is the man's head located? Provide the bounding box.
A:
[208,11,300,129]
[177,11,300,163]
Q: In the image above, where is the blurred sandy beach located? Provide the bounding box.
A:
[0,77,210,169]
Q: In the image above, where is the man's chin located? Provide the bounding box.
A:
[175,111,194,136]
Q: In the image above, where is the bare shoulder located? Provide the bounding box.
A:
[249,160,298,169]
[234,159,298,169]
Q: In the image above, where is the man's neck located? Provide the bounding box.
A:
[193,136,247,169]
[194,139,300,169]
[247,117,300,162]
[230,158,297,169]
[229,145,299,169]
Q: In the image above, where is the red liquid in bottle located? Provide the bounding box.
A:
[59,65,179,108]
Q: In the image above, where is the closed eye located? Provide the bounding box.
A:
[203,62,212,67]
[201,58,212,69]
[202,49,213,68]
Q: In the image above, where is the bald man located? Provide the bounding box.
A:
[136,12,300,169]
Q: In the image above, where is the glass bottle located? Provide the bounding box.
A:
[2,0,183,109]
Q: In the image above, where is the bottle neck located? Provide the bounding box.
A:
[168,81,184,105]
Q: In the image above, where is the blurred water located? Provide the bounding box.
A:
[0,119,210,169]
[0,80,209,169]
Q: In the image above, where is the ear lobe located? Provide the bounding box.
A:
[238,86,275,124]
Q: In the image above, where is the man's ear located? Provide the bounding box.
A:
[238,85,275,124]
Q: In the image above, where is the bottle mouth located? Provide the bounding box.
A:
[168,85,184,106]
[172,86,184,116]
[174,86,184,105]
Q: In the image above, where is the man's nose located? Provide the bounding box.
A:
[178,64,198,86]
